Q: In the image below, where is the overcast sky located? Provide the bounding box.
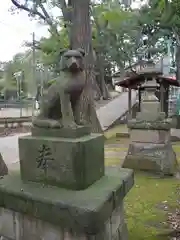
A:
[0,0,49,62]
[0,0,144,62]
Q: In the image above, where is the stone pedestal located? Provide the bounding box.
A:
[0,168,133,240]
[122,84,178,175]
[0,125,134,239]
[19,127,104,190]
[122,112,178,175]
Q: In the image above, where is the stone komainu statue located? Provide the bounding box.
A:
[32,48,86,129]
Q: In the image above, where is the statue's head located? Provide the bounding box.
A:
[59,48,85,72]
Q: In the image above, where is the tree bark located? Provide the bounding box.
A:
[70,0,102,133]
[92,12,111,100]
[96,52,111,100]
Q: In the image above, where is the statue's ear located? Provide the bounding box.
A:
[59,48,68,57]
[77,48,85,57]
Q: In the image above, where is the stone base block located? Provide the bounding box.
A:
[19,133,104,190]
[130,129,170,144]
[0,168,134,240]
[127,118,172,130]
[141,101,160,114]
[122,142,178,175]
[31,125,91,138]
[175,115,180,129]
[136,112,165,121]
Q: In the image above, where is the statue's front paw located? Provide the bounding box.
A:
[78,119,88,126]
[49,120,62,128]
[63,121,77,129]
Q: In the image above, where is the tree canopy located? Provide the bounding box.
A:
[8,0,180,87]
[5,0,180,103]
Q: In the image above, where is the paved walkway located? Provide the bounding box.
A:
[0,133,29,170]
[96,91,137,131]
[0,108,33,118]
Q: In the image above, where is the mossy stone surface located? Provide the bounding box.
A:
[0,168,134,234]
[123,142,178,175]
[105,166,134,196]
[19,133,104,190]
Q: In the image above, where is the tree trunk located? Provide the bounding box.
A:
[70,0,102,133]
[93,15,111,100]
[96,52,111,100]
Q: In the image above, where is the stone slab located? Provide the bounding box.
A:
[19,134,104,190]
[136,112,165,121]
[105,167,134,196]
[127,118,172,130]
[122,142,178,175]
[0,202,128,240]
[31,125,91,138]
[141,101,160,113]
[130,129,170,143]
[116,129,180,142]
[0,168,134,235]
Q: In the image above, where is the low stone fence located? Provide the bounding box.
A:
[0,117,32,128]
[0,100,33,109]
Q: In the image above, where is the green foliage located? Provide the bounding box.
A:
[46,77,57,87]
[91,2,143,70]
[139,0,180,39]
[2,50,43,95]
[172,0,180,16]
[11,0,180,80]
[39,25,69,73]
[10,0,149,74]
[15,1,144,73]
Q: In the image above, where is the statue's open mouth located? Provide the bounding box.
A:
[69,62,80,72]
[70,62,78,69]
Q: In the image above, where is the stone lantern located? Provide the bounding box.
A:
[122,63,178,176]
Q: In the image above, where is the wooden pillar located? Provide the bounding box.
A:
[164,86,169,117]
[160,83,165,112]
[128,87,132,118]
[138,87,141,112]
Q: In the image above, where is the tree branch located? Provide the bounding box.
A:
[11,0,46,21]
[11,0,59,36]
[39,2,59,35]
[57,0,71,23]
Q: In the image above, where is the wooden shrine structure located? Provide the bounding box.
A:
[115,60,180,118]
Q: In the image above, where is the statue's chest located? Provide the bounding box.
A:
[64,75,85,93]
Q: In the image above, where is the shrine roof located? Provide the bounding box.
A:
[115,74,180,89]
[112,60,148,77]
[158,75,179,86]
